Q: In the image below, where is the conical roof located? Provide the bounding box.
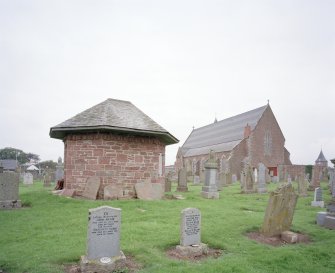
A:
[49,98,178,145]
[315,150,327,163]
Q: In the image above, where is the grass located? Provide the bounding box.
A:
[1,181,335,273]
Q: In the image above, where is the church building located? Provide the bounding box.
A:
[175,103,291,180]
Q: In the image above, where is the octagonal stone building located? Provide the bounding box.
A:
[50,98,178,198]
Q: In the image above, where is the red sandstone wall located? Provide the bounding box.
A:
[249,106,286,168]
[64,133,165,198]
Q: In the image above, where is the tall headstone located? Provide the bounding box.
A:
[297,174,308,197]
[261,184,298,236]
[287,174,292,184]
[241,158,255,194]
[217,172,226,191]
[82,177,101,200]
[310,165,322,190]
[201,150,219,199]
[81,206,125,273]
[165,176,172,192]
[193,175,200,185]
[232,174,237,183]
[55,156,64,182]
[177,168,188,192]
[23,172,33,185]
[311,187,324,208]
[257,163,267,193]
[226,172,232,185]
[0,172,21,209]
[43,171,52,187]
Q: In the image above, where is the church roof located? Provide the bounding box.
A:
[315,150,327,163]
[181,105,268,157]
[49,98,179,145]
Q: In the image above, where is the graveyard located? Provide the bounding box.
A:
[1,179,335,273]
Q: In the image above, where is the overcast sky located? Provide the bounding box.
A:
[0,0,334,166]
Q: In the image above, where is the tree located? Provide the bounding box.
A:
[38,160,57,172]
[0,147,40,164]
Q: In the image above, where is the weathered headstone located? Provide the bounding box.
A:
[261,184,298,236]
[311,187,324,207]
[135,181,163,200]
[43,173,52,187]
[80,206,125,273]
[226,172,232,185]
[310,165,322,190]
[193,175,200,185]
[104,185,123,200]
[217,172,226,191]
[177,168,188,192]
[23,172,33,185]
[287,174,292,184]
[232,174,237,183]
[257,163,267,193]
[0,172,21,209]
[241,158,255,194]
[55,156,64,182]
[165,177,172,192]
[61,188,76,197]
[175,208,208,257]
[201,150,219,199]
[82,177,101,200]
[297,174,308,197]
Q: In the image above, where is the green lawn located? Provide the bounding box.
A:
[1,181,335,273]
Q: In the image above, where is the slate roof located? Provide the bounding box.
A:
[181,105,268,157]
[316,150,327,163]
[49,98,178,145]
[0,159,18,171]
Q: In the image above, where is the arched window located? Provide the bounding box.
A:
[264,131,272,156]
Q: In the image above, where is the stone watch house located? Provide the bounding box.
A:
[175,103,291,180]
[50,98,178,198]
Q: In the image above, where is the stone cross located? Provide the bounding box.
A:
[201,150,219,199]
[180,208,201,246]
[257,163,267,193]
[177,168,188,192]
[0,172,21,209]
[261,184,298,236]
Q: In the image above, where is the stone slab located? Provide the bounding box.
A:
[82,177,101,200]
[61,189,76,197]
[23,173,33,185]
[201,191,219,199]
[104,185,123,200]
[316,212,327,226]
[281,231,298,243]
[135,181,163,200]
[323,215,335,230]
[311,201,324,208]
[175,243,208,257]
[80,251,126,273]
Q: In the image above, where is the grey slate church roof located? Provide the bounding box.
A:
[50,98,178,145]
[0,159,18,171]
[181,105,268,157]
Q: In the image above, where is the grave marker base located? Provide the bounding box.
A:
[311,201,324,208]
[175,243,208,257]
[0,200,21,209]
[80,251,126,273]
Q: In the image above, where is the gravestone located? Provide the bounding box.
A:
[165,177,172,192]
[310,165,322,190]
[311,187,324,207]
[0,172,21,209]
[135,181,163,200]
[55,156,64,182]
[257,163,267,193]
[177,168,188,192]
[104,185,123,200]
[175,208,208,257]
[82,177,101,200]
[226,172,232,185]
[193,175,200,185]
[200,169,205,184]
[297,174,308,197]
[217,172,226,191]
[287,174,292,184]
[23,172,33,185]
[232,174,237,183]
[201,150,219,199]
[80,206,126,273]
[261,184,298,236]
[61,188,76,197]
[241,158,255,194]
[43,173,52,187]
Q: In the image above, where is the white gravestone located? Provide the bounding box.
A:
[311,187,324,208]
[23,173,33,185]
[180,208,201,246]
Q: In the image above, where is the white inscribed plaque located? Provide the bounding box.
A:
[180,208,201,246]
[87,206,121,260]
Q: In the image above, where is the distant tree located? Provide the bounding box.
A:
[305,165,313,179]
[0,147,40,164]
[39,160,57,173]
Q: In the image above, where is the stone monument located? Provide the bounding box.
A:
[311,187,324,207]
[0,172,21,209]
[82,177,101,200]
[261,184,298,236]
[23,172,33,185]
[241,158,255,194]
[175,208,208,257]
[81,206,126,273]
[55,156,64,182]
[257,163,267,193]
[177,168,188,192]
[297,174,308,197]
[201,150,219,199]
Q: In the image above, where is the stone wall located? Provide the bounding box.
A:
[278,165,305,181]
[64,133,165,198]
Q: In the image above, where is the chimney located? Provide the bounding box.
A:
[244,124,251,138]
